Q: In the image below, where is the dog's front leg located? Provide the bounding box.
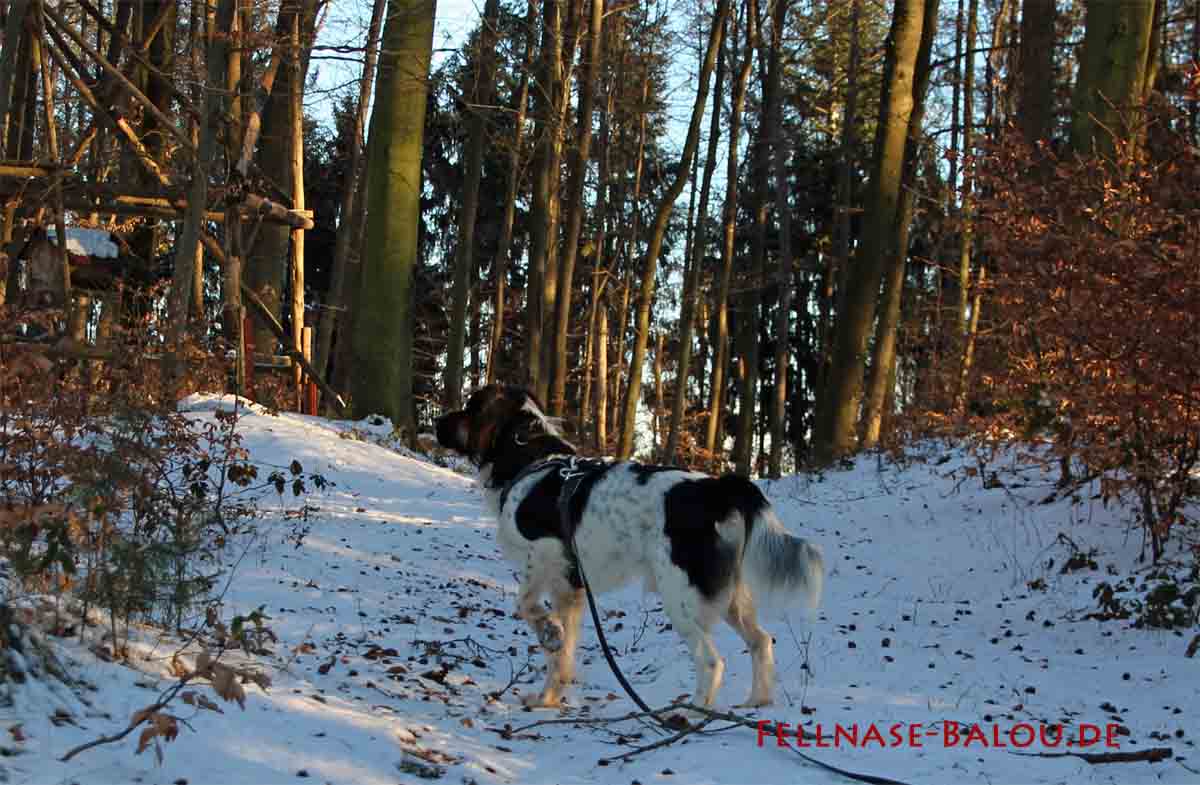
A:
[515,550,567,708]
[516,582,564,654]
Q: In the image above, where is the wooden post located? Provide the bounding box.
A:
[303,325,317,414]
[68,293,90,342]
[0,1,29,152]
[31,7,71,307]
[242,310,255,394]
[289,13,306,411]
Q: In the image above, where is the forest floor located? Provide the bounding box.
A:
[10,395,1200,784]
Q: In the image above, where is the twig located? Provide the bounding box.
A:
[502,706,668,736]
[59,671,198,762]
[487,656,533,701]
[599,716,715,764]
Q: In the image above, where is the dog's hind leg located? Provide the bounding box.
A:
[725,582,775,708]
[525,586,584,708]
[658,572,726,708]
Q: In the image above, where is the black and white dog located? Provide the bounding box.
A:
[435,384,824,710]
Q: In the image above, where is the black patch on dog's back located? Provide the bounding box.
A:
[662,474,769,598]
[628,463,683,485]
[565,460,616,527]
[513,469,583,588]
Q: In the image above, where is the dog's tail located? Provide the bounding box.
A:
[722,478,824,610]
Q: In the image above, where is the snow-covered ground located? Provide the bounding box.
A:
[9,396,1199,784]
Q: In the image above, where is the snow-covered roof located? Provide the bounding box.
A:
[46,227,119,259]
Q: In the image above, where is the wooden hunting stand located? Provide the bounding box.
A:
[0,0,345,415]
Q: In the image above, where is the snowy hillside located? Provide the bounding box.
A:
[8,397,1198,784]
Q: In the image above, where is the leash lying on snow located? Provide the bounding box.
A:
[572,539,912,785]
[535,459,913,785]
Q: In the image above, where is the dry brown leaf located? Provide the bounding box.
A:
[170,655,190,679]
[209,664,246,709]
[194,652,214,677]
[134,712,178,764]
[151,713,179,743]
[129,707,153,728]
[135,726,156,756]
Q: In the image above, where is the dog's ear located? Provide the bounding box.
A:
[435,412,470,453]
[470,421,498,459]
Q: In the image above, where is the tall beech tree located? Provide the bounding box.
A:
[550,0,605,417]
[812,0,930,464]
[526,0,564,400]
[351,0,437,430]
[705,0,757,463]
[486,0,538,386]
[766,0,794,478]
[445,0,501,410]
[665,9,727,464]
[861,0,940,448]
[1070,0,1157,155]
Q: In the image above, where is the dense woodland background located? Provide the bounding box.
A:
[0,0,1197,557]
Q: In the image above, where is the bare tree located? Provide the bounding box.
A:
[617,0,731,459]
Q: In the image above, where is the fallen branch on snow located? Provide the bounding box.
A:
[1010,747,1173,765]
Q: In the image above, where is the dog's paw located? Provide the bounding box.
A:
[521,691,562,709]
[537,619,564,652]
[735,696,773,709]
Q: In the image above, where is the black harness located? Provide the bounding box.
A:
[497,455,612,521]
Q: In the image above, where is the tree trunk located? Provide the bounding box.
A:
[610,278,630,433]
[1069,0,1155,156]
[595,296,608,450]
[289,13,307,405]
[811,0,929,464]
[444,0,500,410]
[315,0,386,386]
[666,11,726,465]
[526,0,563,397]
[861,0,939,448]
[1017,0,1055,144]
[617,0,730,460]
[244,0,317,358]
[653,330,665,452]
[351,0,437,433]
[767,0,794,478]
[733,8,771,477]
[817,0,859,435]
[332,160,371,397]
[167,0,233,387]
[581,41,615,426]
[550,0,604,416]
[955,0,978,372]
[486,0,537,385]
[705,0,757,462]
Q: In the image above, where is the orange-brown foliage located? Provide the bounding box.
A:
[973,126,1200,559]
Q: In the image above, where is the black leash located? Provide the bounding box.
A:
[554,466,914,785]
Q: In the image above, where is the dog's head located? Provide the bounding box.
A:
[435,384,563,467]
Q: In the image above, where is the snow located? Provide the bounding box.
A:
[45,227,119,259]
[9,396,1199,784]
